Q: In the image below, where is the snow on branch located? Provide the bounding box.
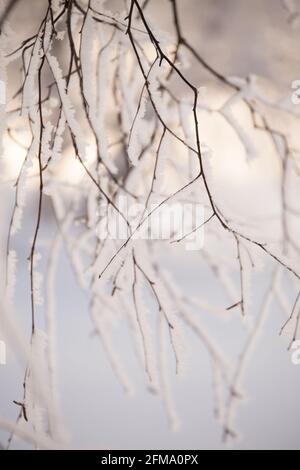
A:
[1,0,300,449]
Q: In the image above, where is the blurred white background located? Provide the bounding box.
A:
[1,0,300,450]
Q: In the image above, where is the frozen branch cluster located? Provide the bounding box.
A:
[1,0,300,448]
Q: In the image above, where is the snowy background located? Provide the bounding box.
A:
[0,0,300,450]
